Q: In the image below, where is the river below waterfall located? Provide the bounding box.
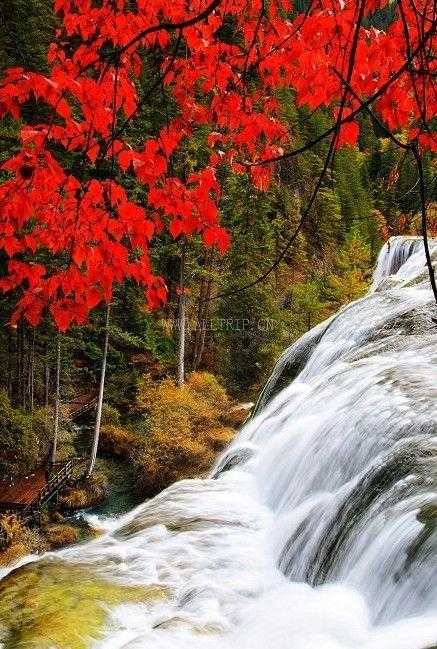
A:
[0,236,436,649]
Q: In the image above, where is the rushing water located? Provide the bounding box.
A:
[1,237,437,649]
[371,236,425,288]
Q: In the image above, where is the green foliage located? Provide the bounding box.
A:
[216,282,285,394]
[100,404,121,427]
[0,0,56,71]
[287,281,327,338]
[334,147,372,227]
[364,135,436,232]
[0,391,50,477]
[323,230,372,309]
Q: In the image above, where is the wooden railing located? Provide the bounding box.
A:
[70,396,97,420]
[22,458,85,516]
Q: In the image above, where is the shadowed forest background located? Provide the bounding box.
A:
[0,0,435,562]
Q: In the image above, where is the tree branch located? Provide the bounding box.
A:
[245,18,436,167]
[117,0,222,57]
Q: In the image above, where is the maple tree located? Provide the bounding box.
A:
[0,0,436,335]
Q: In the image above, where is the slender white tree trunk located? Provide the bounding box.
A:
[177,244,186,387]
[177,293,186,387]
[87,302,110,478]
[51,335,61,465]
[29,329,35,414]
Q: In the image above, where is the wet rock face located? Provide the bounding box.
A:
[211,446,256,477]
[373,276,401,293]
[253,318,331,414]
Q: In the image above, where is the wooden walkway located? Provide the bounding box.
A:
[0,470,47,511]
[67,393,97,420]
[0,459,83,515]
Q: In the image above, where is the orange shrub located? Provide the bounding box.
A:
[0,514,48,566]
[135,372,234,495]
[99,425,143,458]
[44,524,80,548]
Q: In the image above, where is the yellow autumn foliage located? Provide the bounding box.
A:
[99,424,143,458]
[59,469,109,510]
[135,372,234,495]
[44,524,81,548]
[0,514,48,567]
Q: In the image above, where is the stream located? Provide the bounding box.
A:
[0,236,436,649]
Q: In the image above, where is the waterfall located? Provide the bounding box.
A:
[1,237,437,649]
[372,236,425,289]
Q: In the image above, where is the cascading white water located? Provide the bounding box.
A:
[1,237,437,649]
[371,236,425,289]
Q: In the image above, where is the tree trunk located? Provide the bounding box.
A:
[44,342,50,408]
[176,244,186,387]
[192,251,208,367]
[193,248,214,370]
[29,328,35,414]
[16,322,23,407]
[21,324,27,409]
[7,328,13,401]
[195,277,212,369]
[87,303,111,478]
[51,335,61,465]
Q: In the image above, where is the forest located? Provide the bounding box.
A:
[0,0,436,612]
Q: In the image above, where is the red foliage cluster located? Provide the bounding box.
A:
[0,0,435,329]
